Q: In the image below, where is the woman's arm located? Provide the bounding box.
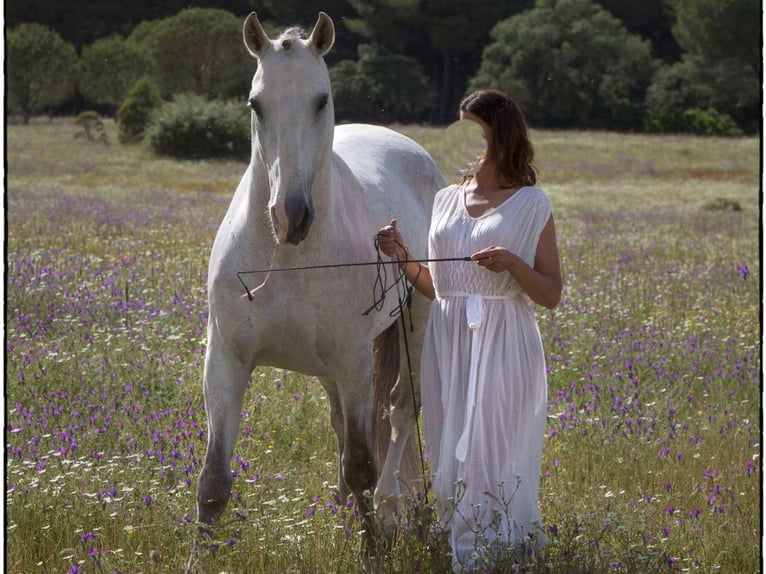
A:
[376,219,436,300]
[471,215,562,309]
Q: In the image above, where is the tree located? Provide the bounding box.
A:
[7,23,78,123]
[593,0,681,62]
[649,0,762,133]
[420,0,533,123]
[129,8,255,100]
[671,0,761,80]
[78,36,155,111]
[468,0,657,129]
[331,44,432,123]
[345,0,530,123]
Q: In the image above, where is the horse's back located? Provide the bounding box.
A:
[332,124,444,262]
[333,124,445,214]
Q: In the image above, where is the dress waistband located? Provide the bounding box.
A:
[437,290,517,300]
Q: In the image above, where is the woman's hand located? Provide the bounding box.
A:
[378,219,436,300]
[377,219,408,261]
[471,246,522,273]
[472,216,562,309]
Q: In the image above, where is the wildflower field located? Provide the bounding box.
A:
[6,118,761,573]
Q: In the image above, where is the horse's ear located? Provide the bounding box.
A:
[243,12,271,57]
[308,12,335,56]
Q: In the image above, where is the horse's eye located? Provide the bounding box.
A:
[316,94,329,114]
[249,97,263,118]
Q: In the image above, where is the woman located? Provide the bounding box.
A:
[378,89,561,571]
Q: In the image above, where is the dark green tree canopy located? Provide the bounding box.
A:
[469,0,656,129]
[7,23,78,123]
[78,36,156,109]
[4,0,760,130]
[129,7,255,100]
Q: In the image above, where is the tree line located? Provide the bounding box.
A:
[6,0,761,134]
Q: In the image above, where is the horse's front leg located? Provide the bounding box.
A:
[336,362,383,566]
[319,377,349,500]
[190,330,250,564]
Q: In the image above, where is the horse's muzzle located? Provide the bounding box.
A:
[283,195,314,245]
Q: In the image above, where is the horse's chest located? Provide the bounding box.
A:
[224,284,370,375]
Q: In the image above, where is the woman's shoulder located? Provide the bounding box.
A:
[433,183,463,207]
[435,182,462,199]
[520,185,553,214]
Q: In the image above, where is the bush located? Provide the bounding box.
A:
[703,197,743,212]
[645,108,742,136]
[74,111,109,144]
[147,94,250,160]
[117,77,163,144]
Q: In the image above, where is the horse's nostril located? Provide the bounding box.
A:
[284,197,314,244]
[299,206,311,231]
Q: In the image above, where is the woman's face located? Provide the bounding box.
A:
[460,110,491,142]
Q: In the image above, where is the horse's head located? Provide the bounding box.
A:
[243,12,335,245]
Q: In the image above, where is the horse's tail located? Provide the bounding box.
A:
[372,321,420,489]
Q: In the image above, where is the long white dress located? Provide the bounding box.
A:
[421,183,551,571]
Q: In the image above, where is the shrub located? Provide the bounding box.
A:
[147,94,250,160]
[74,111,109,144]
[117,77,163,144]
[645,108,742,136]
[703,197,743,212]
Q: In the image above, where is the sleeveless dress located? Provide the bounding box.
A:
[421,183,551,571]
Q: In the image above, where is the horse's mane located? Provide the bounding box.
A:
[277,27,308,51]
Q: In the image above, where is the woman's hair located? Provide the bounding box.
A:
[459,89,537,187]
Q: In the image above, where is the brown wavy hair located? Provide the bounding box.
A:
[459,89,537,188]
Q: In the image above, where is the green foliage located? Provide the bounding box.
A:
[6,23,77,123]
[147,94,250,160]
[469,0,657,129]
[645,108,742,137]
[646,54,759,135]
[331,45,432,123]
[74,111,109,144]
[117,77,164,144]
[645,0,763,135]
[77,35,155,110]
[129,8,255,101]
[671,0,761,79]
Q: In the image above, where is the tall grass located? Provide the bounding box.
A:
[6,118,760,573]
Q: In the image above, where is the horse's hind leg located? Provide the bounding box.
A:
[374,304,427,530]
[195,335,250,527]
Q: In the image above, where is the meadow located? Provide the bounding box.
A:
[5,118,761,573]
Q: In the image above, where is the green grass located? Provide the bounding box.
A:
[6,118,760,573]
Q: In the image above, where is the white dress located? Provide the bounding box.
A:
[421,183,551,571]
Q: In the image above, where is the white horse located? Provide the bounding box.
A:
[193,10,445,564]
